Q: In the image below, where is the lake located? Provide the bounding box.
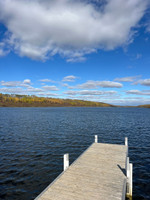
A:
[0,107,150,200]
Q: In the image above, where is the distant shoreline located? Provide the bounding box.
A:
[0,106,149,108]
[0,94,150,108]
[0,93,114,107]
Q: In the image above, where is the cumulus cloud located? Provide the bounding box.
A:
[62,75,78,82]
[0,79,31,87]
[146,24,150,32]
[0,48,5,57]
[0,42,9,56]
[42,85,59,91]
[133,79,150,86]
[65,94,150,106]
[0,82,43,94]
[69,80,123,89]
[0,86,60,96]
[64,90,117,95]
[27,87,43,93]
[1,81,21,87]
[39,79,55,83]
[0,87,25,94]
[38,93,59,97]
[114,76,140,82]
[126,90,150,95]
[0,79,60,95]
[23,79,31,84]
[0,0,148,61]
[102,97,150,106]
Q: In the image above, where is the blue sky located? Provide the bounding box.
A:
[0,0,150,106]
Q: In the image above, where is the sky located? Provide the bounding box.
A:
[0,0,150,106]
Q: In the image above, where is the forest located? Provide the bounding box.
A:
[0,93,114,107]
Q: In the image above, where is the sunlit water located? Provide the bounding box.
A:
[0,107,150,200]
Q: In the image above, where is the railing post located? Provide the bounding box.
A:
[95,135,98,143]
[126,156,133,198]
[122,178,127,200]
[126,157,130,177]
[125,137,128,146]
[64,153,69,171]
[129,163,133,196]
[125,137,128,159]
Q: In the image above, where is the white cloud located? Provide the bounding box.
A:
[0,79,32,87]
[0,42,9,56]
[0,0,148,61]
[63,93,150,106]
[42,85,59,91]
[38,93,59,97]
[0,86,59,95]
[126,90,150,95]
[133,79,150,86]
[1,81,21,87]
[62,75,78,82]
[27,87,43,92]
[0,79,59,94]
[0,85,44,94]
[39,79,55,83]
[0,87,24,94]
[64,90,117,96]
[114,76,140,82]
[66,56,87,63]
[70,80,123,89]
[146,24,150,32]
[0,48,5,56]
[23,79,31,84]
[62,83,69,87]
[102,97,150,106]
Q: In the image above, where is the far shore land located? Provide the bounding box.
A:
[0,94,150,108]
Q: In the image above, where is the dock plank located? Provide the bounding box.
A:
[35,143,127,200]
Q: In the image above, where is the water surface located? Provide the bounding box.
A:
[0,107,150,200]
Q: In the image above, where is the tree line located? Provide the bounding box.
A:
[0,93,114,107]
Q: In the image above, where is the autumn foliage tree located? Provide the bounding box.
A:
[0,93,114,107]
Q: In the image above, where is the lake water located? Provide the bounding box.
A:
[0,107,150,200]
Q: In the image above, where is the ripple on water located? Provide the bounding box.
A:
[0,107,150,200]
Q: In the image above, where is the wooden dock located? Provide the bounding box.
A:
[35,136,133,200]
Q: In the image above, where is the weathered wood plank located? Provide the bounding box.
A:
[35,143,128,200]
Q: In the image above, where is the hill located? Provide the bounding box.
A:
[138,104,150,108]
[0,93,114,107]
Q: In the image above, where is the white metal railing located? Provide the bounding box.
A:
[122,178,127,200]
[63,136,133,199]
[125,137,133,198]
[63,135,98,171]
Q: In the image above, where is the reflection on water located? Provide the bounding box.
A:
[0,107,150,200]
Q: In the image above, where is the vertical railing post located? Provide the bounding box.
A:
[126,157,130,178]
[95,135,98,143]
[129,163,133,196]
[64,153,69,171]
[125,137,128,146]
[126,157,130,195]
[125,137,128,171]
[126,156,133,198]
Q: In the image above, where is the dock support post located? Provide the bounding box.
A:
[126,157,133,198]
[64,153,69,171]
[95,135,98,143]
